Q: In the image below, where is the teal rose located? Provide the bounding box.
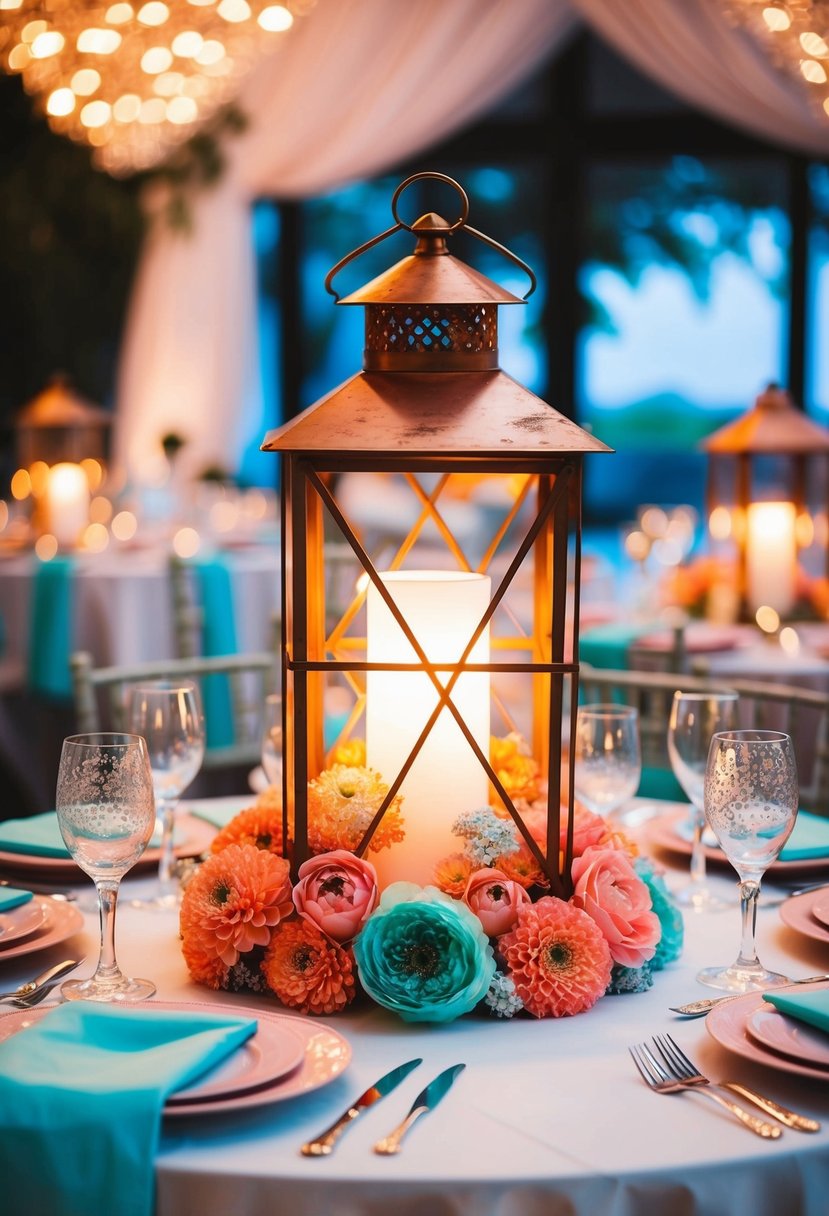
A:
[635,858,683,970]
[353,882,496,1023]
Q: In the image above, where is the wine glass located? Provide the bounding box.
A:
[573,703,642,821]
[698,729,799,993]
[667,689,739,912]
[261,692,283,787]
[127,679,205,908]
[56,732,156,1002]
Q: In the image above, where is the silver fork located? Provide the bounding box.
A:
[652,1033,819,1133]
[629,1041,781,1138]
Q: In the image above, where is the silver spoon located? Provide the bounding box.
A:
[670,974,829,1017]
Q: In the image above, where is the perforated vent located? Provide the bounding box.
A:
[365,304,498,354]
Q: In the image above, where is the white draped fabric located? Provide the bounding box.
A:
[569,0,829,157]
[113,0,576,483]
[114,0,829,483]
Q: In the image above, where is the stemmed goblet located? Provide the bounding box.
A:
[667,689,739,912]
[127,679,205,908]
[56,732,157,1001]
[573,703,642,822]
[698,729,799,993]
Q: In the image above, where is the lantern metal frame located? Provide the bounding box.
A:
[263,173,610,897]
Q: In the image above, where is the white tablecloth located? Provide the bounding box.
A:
[0,545,280,673]
[2,803,829,1216]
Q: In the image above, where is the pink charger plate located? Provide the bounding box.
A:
[779,888,829,945]
[706,986,829,1082]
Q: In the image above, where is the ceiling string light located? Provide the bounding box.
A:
[0,0,317,175]
[725,1,829,119]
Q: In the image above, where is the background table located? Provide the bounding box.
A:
[1,800,828,1216]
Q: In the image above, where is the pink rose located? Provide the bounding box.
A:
[565,805,610,858]
[570,846,660,969]
[463,867,531,937]
[292,849,379,943]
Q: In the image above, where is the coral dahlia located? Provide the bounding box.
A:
[262,919,355,1015]
[499,896,612,1017]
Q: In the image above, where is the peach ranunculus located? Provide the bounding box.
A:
[570,845,661,969]
[463,868,531,937]
[292,849,379,943]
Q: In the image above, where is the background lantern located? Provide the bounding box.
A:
[262,172,610,893]
[13,374,111,548]
[702,383,829,621]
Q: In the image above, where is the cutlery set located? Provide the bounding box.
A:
[302,1059,465,1157]
[630,1033,819,1136]
[0,959,80,1007]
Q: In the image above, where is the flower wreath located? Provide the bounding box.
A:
[180,735,683,1022]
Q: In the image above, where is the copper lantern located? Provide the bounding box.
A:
[702,384,829,621]
[262,172,610,894]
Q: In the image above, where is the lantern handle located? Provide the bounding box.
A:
[324,171,536,301]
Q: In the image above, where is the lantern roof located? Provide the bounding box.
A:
[337,211,525,306]
[16,375,110,431]
[262,370,611,458]
[702,384,829,455]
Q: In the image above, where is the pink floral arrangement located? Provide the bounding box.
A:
[179,736,682,1022]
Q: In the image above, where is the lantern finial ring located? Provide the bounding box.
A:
[391,172,470,235]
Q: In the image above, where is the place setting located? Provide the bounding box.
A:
[0,883,84,963]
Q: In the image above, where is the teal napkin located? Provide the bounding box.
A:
[0,811,70,858]
[0,886,33,911]
[26,556,75,700]
[579,622,654,671]
[638,766,684,802]
[0,1002,257,1216]
[192,556,238,751]
[763,988,829,1034]
[188,798,253,829]
[779,811,829,861]
[0,812,162,859]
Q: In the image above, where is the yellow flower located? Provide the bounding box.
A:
[490,733,540,803]
[307,763,405,855]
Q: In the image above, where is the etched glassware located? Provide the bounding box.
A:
[698,729,799,993]
[56,732,157,1001]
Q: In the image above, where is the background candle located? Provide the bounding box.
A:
[44,462,90,548]
[746,501,797,617]
[366,571,491,888]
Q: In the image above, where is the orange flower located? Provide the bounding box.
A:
[499,896,612,1017]
[433,851,475,897]
[262,918,356,1015]
[499,841,546,890]
[210,803,285,857]
[180,844,293,986]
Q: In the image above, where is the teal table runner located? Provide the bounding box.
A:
[27,556,75,700]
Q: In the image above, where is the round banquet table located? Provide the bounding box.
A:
[2,800,829,1216]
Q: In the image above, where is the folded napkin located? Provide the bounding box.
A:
[763,988,829,1034]
[0,886,34,912]
[0,1002,257,1216]
[0,812,163,859]
[779,811,829,861]
[579,621,656,671]
[192,555,238,751]
[27,555,75,700]
[0,811,71,858]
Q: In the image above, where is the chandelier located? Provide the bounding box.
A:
[0,0,317,176]
[726,1,829,117]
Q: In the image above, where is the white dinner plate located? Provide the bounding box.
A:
[0,898,48,947]
[707,986,829,1082]
[747,1006,829,1070]
[0,999,351,1117]
[0,897,84,962]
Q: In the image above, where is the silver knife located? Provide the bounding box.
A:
[0,958,80,1003]
[301,1058,423,1156]
[373,1063,466,1156]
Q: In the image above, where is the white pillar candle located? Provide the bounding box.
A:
[44,462,90,549]
[366,571,490,888]
[746,501,797,617]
